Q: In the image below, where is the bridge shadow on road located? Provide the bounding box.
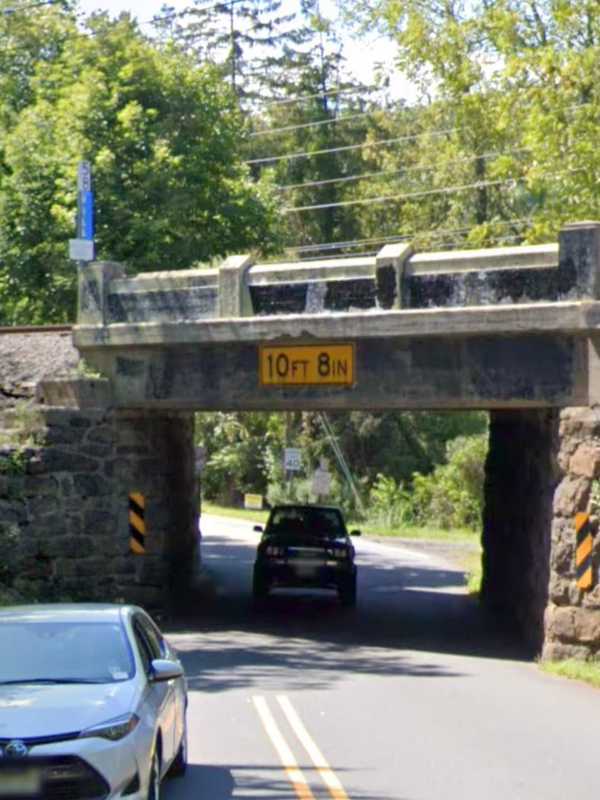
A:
[168,532,533,696]
[164,765,400,800]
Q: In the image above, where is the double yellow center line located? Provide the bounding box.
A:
[253,695,350,800]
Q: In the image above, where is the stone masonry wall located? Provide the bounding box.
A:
[543,407,600,659]
[0,403,198,611]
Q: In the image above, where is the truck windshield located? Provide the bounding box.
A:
[267,507,346,538]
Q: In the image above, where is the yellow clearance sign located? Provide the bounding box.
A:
[259,344,355,387]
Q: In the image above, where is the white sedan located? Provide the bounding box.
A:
[0,604,188,800]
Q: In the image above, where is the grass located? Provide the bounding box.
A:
[357,520,478,543]
[540,660,600,689]
[201,501,479,543]
[463,551,483,595]
[202,501,269,524]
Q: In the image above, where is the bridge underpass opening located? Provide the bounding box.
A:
[133,402,559,657]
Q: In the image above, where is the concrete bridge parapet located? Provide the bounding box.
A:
[76,221,600,328]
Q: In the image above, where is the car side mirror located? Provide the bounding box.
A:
[254,524,264,533]
[350,529,362,537]
[150,659,184,682]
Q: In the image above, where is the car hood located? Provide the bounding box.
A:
[0,681,138,739]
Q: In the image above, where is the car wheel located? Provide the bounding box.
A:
[339,574,357,607]
[168,717,188,778]
[253,569,270,601]
[147,746,161,800]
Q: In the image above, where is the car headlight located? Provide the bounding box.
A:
[79,713,140,742]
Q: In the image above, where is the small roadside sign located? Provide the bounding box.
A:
[312,467,331,497]
[244,493,263,510]
[284,447,302,472]
[69,238,95,262]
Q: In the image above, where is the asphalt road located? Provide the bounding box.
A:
[163,514,600,800]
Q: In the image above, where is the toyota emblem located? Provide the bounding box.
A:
[5,740,28,758]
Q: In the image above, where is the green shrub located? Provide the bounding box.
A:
[369,474,414,528]
[365,433,488,533]
[410,435,488,530]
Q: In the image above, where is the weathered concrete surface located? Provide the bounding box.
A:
[78,332,588,412]
[73,223,600,412]
[76,224,600,328]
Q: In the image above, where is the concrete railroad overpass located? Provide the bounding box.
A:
[5,221,600,660]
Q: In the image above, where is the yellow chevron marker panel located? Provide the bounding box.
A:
[575,512,594,591]
[129,492,146,555]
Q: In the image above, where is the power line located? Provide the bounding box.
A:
[285,218,534,254]
[293,249,381,261]
[284,165,584,213]
[248,100,592,167]
[284,177,515,213]
[287,234,409,253]
[277,148,530,191]
[250,109,378,138]
[245,128,458,166]
[279,229,537,263]
[263,86,380,109]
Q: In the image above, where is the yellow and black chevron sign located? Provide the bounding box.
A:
[575,511,593,591]
[129,492,146,555]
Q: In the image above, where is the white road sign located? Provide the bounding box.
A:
[69,238,95,262]
[312,468,331,497]
[284,447,302,472]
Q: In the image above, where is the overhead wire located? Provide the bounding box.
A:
[248,101,590,168]
[284,218,534,254]
[262,86,381,109]
[285,177,513,213]
[250,109,380,137]
[282,168,585,214]
[277,148,531,191]
[245,127,459,165]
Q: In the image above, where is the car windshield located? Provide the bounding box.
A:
[266,507,346,538]
[0,620,135,684]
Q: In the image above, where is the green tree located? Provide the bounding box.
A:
[340,0,600,246]
[196,412,285,503]
[0,8,280,323]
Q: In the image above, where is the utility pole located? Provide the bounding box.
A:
[319,412,365,517]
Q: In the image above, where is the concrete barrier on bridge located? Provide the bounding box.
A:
[76,221,600,327]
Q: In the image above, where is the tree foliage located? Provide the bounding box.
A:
[0,4,280,323]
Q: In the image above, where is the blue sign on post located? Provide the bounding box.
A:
[69,161,96,262]
[80,190,94,240]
